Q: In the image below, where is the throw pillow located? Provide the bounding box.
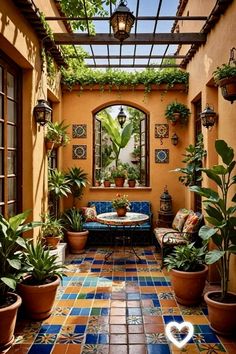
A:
[172,208,192,231]
[81,205,97,222]
[183,213,202,233]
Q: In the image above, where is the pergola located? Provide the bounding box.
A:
[13,0,233,70]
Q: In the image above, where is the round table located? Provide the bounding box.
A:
[96,212,149,261]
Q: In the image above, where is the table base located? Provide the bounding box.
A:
[105,234,142,262]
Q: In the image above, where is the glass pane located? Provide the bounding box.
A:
[8,177,16,201]
[0,178,3,202]
[0,151,3,174]
[7,100,16,123]
[0,95,3,119]
[7,125,16,148]
[8,150,16,174]
[7,73,15,99]
[0,205,4,216]
[0,66,2,92]
[0,123,3,147]
[8,203,16,217]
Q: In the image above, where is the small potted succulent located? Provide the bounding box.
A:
[213,61,236,103]
[112,193,130,217]
[111,165,127,187]
[41,214,64,249]
[127,166,139,187]
[63,208,88,253]
[165,101,190,125]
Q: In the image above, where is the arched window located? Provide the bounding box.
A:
[93,104,149,187]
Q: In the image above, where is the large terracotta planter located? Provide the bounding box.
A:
[218,76,236,103]
[116,207,127,217]
[204,291,236,335]
[0,293,22,352]
[170,265,208,306]
[114,177,125,187]
[67,230,89,253]
[45,236,60,249]
[18,275,60,320]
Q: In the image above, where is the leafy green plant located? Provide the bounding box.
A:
[41,214,64,238]
[173,133,207,186]
[45,121,70,146]
[21,242,66,285]
[213,64,236,82]
[102,170,112,182]
[164,243,206,272]
[190,140,236,301]
[0,211,40,304]
[111,165,127,179]
[62,208,84,232]
[48,169,71,218]
[66,167,89,207]
[165,101,190,125]
[127,166,139,180]
[112,194,130,210]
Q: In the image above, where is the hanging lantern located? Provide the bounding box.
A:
[171,133,179,146]
[33,99,52,126]
[110,1,135,42]
[160,186,172,213]
[117,106,126,128]
[200,104,217,129]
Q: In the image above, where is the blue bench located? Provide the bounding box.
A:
[83,201,152,246]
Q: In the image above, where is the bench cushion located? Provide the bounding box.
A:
[154,227,188,246]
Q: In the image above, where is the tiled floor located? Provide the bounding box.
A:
[8,247,236,354]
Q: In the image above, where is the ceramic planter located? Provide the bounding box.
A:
[218,76,236,103]
[45,236,60,249]
[128,179,136,187]
[204,291,236,335]
[18,275,60,320]
[114,177,125,187]
[170,265,208,306]
[116,207,127,217]
[0,293,22,352]
[67,230,89,253]
[103,180,111,187]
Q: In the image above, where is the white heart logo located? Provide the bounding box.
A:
[165,321,194,348]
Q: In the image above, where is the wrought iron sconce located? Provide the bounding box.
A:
[117,106,126,128]
[200,104,217,129]
[171,133,179,146]
[33,99,52,126]
[110,0,135,42]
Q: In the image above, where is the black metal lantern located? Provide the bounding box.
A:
[117,106,126,128]
[33,99,52,126]
[110,0,135,42]
[171,133,179,146]
[200,104,217,129]
[160,186,172,213]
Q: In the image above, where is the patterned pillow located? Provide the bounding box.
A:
[172,208,192,231]
[182,213,202,233]
[81,206,97,222]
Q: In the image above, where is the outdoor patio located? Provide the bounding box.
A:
[8,246,236,354]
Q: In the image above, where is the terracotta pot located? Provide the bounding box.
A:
[67,230,89,253]
[45,236,60,249]
[170,265,208,306]
[116,207,127,217]
[218,76,236,103]
[128,179,136,188]
[18,275,60,320]
[95,180,101,187]
[204,291,236,335]
[103,180,111,187]
[0,293,22,352]
[114,177,125,187]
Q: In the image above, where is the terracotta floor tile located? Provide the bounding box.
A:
[56,300,76,307]
[139,287,157,293]
[143,316,163,324]
[111,292,126,300]
[65,316,88,325]
[110,324,127,334]
[109,344,128,354]
[160,299,178,307]
[111,300,126,308]
[110,316,127,324]
[93,300,110,307]
[144,324,165,333]
[51,344,69,353]
[127,300,141,308]
[223,343,236,353]
[183,315,209,324]
[110,334,128,344]
[128,333,146,344]
[129,344,147,354]
[110,307,126,316]
[73,300,93,307]
[65,344,82,353]
[128,325,144,333]
[7,344,31,354]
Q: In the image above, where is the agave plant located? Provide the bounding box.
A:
[62,208,84,232]
[66,167,89,207]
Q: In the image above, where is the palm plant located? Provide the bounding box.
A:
[66,167,89,207]
[48,168,71,218]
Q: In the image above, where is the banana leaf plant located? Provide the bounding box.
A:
[190,140,236,301]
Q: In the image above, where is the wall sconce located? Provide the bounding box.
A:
[117,106,126,128]
[171,133,179,146]
[200,104,217,129]
[33,99,52,126]
[110,0,135,42]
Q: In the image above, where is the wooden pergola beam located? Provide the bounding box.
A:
[54,33,206,45]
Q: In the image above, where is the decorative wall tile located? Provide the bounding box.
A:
[155,149,169,163]
[155,124,169,145]
[73,145,87,159]
[72,124,87,138]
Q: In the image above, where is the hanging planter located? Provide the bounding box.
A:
[213,48,236,104]
[165,101,190,126]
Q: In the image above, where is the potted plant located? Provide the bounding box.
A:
[111,165,127,187]
[127,166,139,187]
[48,168,71,218]
[131,146,141,164]
[41,214,64,249]
[190,140,236,335]
[165,243,208,306]
[165,101,190,125]
[0,211,39,351]
[66,167,89,207]
[63,208,88,253]
[213,62,236,103]
[102,170,112,187]
[18,241,65,320]
[112,193,130,217]
[45,120,70,150]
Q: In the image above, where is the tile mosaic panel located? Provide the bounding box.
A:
[155,149,169,163]
[72,124,87,138]
[155,124,169,145]
[72,144,87,159]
